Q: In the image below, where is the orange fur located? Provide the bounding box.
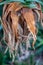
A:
[2,2,42,48]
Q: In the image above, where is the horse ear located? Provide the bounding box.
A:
[34,2,41,10]
[32,2,42,23]
[35,2,43,25]
[37,3,41,9]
